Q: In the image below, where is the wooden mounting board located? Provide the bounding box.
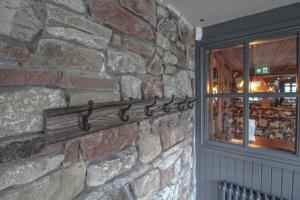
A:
[43,97,195,145]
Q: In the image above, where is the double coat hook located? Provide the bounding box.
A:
[163,95,174,113]
[144,96,157,116]
[78,100,94,132]
[177,95,188,111]
[119,98,132,121]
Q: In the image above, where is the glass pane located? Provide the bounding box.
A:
[249,97,296,153]
[208,97,244,144]
[208,44,244,93]
[249,35,297,93]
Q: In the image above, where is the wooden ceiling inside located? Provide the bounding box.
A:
[213,36,297,72]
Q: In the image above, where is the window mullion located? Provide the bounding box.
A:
[244,42,250,147]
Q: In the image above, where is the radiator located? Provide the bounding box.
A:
[219,181,285,200]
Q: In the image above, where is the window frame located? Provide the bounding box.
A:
[196,27,300,164]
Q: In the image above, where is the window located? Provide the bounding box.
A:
[205,35,298,153]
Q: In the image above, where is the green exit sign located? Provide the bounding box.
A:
[255,66,270,75]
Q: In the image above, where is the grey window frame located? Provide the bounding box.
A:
[196,27,300,164]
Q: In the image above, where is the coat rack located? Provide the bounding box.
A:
[42,95,196,145]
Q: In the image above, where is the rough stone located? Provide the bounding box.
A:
[0,42,30,62]
[46,27,110,49]
[158,19,178,41]
[120,75,142,99]
[51,0,86,13]
[65,91,120,106]
[0,68,118,91]
[89,0,154,40]
[59,75,119,91]
[148,54,164,76]
[0,0,43,41]
[64,140,80,165]
[123,38,155,58]
[75,188,130,200]
[176,48,186,67]
[0,154,64,191]
[111,33,122,47]
[86,146,138,186]
[107,49,146,73]
[156,33,176,53]
[164,65,177,74]
[35,39,105,71]
[131,169,160,199]
[137,120,162,163]
[120,0,157,26]
[0,68,60,87]
[178,18,194,45]
[0,87,65,138]
[0,161,86,200]
[163,71,193,98]
[157,6,169,19]
[141,79,163,99]
[160,164,175,188]
[163,52,178,65]
[162,75,176,98]
[46,3,112,39]
[80,123,139,160]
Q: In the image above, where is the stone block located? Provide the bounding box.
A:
[141,78,163,99]
[0,42,30,62]
[35,39,105,71]
[156,33,176,53]
[0,87,65,138]
[123,38,155,58]
[137,120,162,163]
[59,75,119,91]
[163,71,193,98]
[86,146,137,186]
[0,68,61,87]
[130,169,160,199]
[64,140,80,165]
[120,75,142,99]
[46,3,112,39]
[164,65,177,74]
[80,123,139,160]
[0,161,86,200]
[157,5,169,19]
[107,49,146,73]
[120,0,157,26]
[65,91,120,106]
[46,27,110,50]
[0,0,43,41]
[51,0,85,13]
[0,154,64,191]
[89,0,154,40]
[148,54,164,76]
[158,19,178,41]
[163,52,178,65]
[111,33,122,47]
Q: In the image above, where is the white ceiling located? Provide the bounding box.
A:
[168,0,300,27]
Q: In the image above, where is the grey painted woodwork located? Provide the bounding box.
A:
[197,148,300,200]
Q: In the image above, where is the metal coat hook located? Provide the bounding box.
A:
[78,100,94,132]
[144,96,157,116]
[187,97,197,108]
[119,98,132,121]
[177,95,188,111]
[163,95,174,113]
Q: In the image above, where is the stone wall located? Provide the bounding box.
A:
[0,0,195,199]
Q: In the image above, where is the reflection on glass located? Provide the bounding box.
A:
[208,44,244,93]
[249,35,297,93]
[249,97,296,153]
[208,97,243,144]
